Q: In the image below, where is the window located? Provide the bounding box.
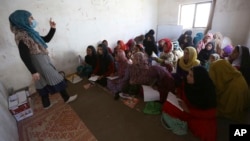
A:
[179,2,212,29]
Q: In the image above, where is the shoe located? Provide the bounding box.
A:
[66,94,78,103]
[43,101,58,110]
[119,93,131,99]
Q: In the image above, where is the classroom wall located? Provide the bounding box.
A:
[0,0,158,90]
[158,0,250,46]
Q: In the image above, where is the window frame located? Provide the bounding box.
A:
[179,1,212,29]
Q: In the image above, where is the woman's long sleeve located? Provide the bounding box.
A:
[18,41,37,74]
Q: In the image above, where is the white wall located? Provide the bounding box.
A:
[212,0,250,46]
[158,0,250,46]
[247,28,250,47]
[0,0,158,90]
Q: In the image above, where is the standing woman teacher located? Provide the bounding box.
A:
[9,10,77,109]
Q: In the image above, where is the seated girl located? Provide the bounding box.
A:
[107,49,131,98]
[209,59,250,122]
[173,47,200,87]
[204,53,220,71]
[91,43,115,87]
[153,38,176,72]
[162,66,217,141]
[228,45,250,86]
[122,52,151,96]
[198,41,215,66]
[77,45,97,78]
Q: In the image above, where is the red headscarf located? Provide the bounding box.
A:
[117,40,128,51]
[159,38,172,53]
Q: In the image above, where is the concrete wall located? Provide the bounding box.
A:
[158,0,250,46]
[0,0,158,90]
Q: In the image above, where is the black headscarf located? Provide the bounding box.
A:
[198,41,215,66]
[178,30,193,49]
[97,43,114,74]
[85,45,97,69]
[185,66,217,109]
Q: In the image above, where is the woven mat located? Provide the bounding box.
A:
[18,93,97,141]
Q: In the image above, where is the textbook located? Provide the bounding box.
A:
[166,92,183,111]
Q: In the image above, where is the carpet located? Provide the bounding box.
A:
[18,93,97,141]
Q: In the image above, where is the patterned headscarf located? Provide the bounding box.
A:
[129,52,150,84]
[9,10,48,48]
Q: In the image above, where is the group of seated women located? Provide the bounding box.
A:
[76,30,250,141]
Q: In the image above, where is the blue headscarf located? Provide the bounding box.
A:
[9,10,48,48]
[193,32,204,47]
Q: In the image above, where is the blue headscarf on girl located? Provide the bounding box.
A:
[9,10,48,48]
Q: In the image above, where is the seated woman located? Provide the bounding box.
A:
[213,32,223,53]
[228,45,250,86]
[148,65,175,103]
[113,40,128,56]
[193,32,204,48]
[209,59,250,122]
[178,30,193,50]
[153,38,176,72]
[173,47,200,87]
[196,33,213,53]
[102,40,113,54]
[198,41,215,66]
[77,45,97,78]
[162,66,217,141]
[204,53,220,71]
[122,52,151,96]
[91,43,115,87]
[107,49,130,98]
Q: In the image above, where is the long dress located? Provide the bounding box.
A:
[209,59,250,122]
[162,83,217,141]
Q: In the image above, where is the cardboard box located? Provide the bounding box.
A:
[8,90,33,121]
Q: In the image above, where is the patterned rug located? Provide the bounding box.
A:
[18,93,97,141]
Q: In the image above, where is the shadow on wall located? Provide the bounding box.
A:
[50,50,80,75]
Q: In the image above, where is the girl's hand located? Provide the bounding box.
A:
[49,18,56,28]
[32,73,40,81]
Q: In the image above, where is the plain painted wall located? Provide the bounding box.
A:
[158,0,250,46]
[0,0,158,90]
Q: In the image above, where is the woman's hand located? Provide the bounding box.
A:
[49,18,56,28]
[32,73,40,81]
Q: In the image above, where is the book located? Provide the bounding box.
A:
[142,85,160,102]
[166,92,183,111]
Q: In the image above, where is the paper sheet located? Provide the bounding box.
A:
[106,76,119,80]
[142,85,160,102]
[166,92,183,111]
[66,74,83,84]
[88,75,99,82]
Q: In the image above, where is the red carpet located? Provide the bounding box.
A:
[18,93,97,141]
